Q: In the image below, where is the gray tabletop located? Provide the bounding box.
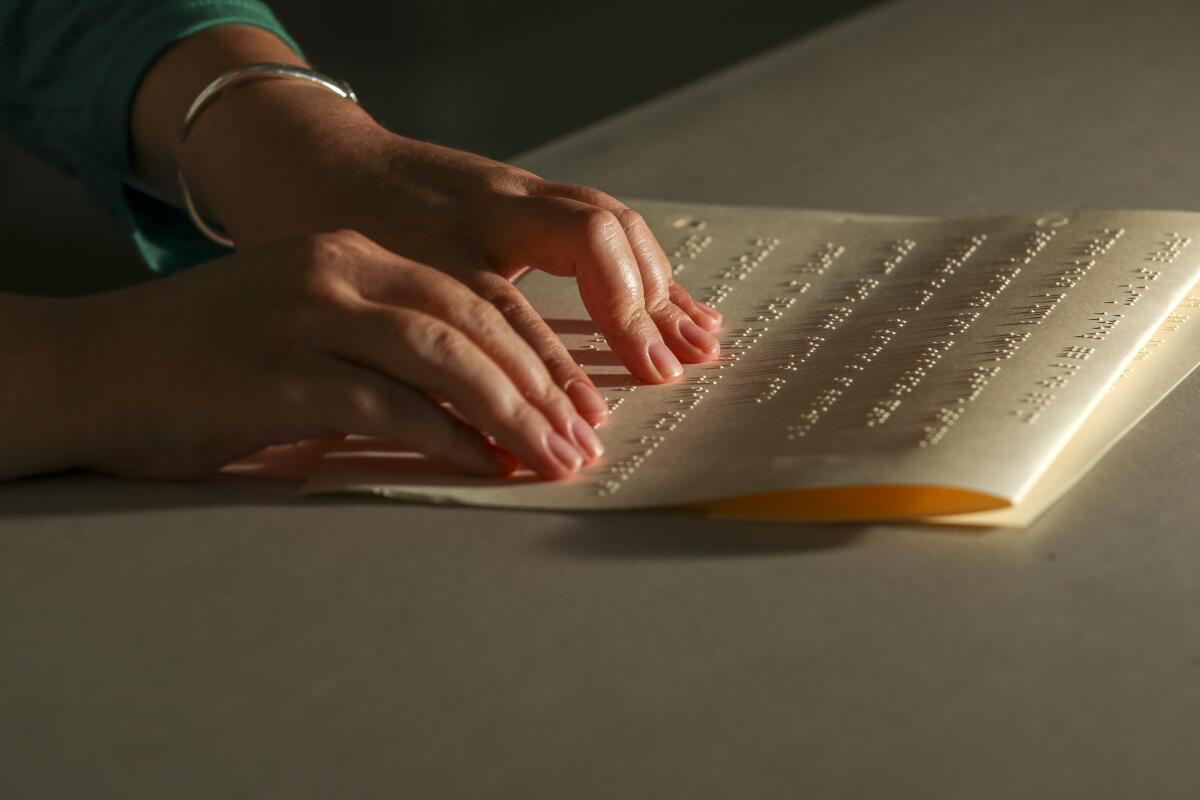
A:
[5,0,1200,796]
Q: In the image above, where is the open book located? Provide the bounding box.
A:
[230,201,1200,526]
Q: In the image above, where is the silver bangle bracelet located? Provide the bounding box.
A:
[176,63,360,248]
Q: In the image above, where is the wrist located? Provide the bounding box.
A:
[131,24,309,199]
[178,77,385,245]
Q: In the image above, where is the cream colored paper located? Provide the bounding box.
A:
[926,288,1200,527]
[283,201,1200,523]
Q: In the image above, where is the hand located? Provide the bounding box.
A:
[131,25,724,429]
[68,231,603,481]
[149,64,721,405]
[199,127,725,392]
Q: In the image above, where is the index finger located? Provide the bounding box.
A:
[537,182,723,333]
[484,195,684,384]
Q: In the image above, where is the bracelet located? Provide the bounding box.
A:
[176,63,360,248]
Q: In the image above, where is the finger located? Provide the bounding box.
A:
[307,355,518,476]
[533,185,721,359]
[362,264,603,459]
[482,195,683,384]
[324,306,586,480]
[590,199,722,364]
[537,184,723,332]
[468,272,610,427]
[669,282,723,331]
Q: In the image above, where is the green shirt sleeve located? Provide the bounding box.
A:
[0,0,302,274]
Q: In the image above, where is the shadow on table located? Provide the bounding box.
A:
[0,473,873,559]
[537,509,874,559]
[0,472,991,557]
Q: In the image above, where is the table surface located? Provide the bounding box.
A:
[5,0,1200,796]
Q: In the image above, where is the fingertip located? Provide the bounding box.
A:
[694,302,723,329]
[648,341,684,382]
[565,379,610,425]
[654,317,720,366]
[569,415,605,462]
[678,318,721,359]
[603,337,670,385]
[543,429,584,479]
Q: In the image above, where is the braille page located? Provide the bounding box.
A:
[922,288,1200,527]
[295,201,1200,521]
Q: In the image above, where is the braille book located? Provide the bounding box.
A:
[231,201,1200,526]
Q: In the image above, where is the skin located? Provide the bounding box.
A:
[0,24,722,483]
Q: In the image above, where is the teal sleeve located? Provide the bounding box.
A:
[0,0,303,274]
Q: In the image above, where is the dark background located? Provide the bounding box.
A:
[0,0,880,294]
[273,1,881,159]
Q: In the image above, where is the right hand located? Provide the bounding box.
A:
[69,229,604,481]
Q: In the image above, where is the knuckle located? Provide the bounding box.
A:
[470,296,512,335]
[648,296,684,320]
[383,306,420,337]
[490,295,528,324]
[462,309,513,356]
[538,385,575,421]
[481,165,532,195]
[532,333,573,367]
[583,185,619,206]
[536,333,578,374]
[402,263,451,300]
[480,284,532,324]
[496,390,541,430]
[302,228,369,264]
[556,182,615,208]
[420,320,466,363]
[291,230,371,296]
[489,375,546,431]
[616,207,644,232]
[612,304,656,338]
[290,287,363,342]
[343,385,382,420]
[374,308,425,354]
[509,165,542,184]
[409,263,465,302]
[579,208,622,246]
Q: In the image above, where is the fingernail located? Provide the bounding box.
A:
[570,416,605,461]
[697,301,723,321]
[544,430,583,475]
[648,341,684,381]
[565,379,609,422]
[679,318,720,353]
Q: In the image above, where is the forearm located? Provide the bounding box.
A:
[124,21,717,390]
[131,24,303,198]
[130,24,381,237]
[0,295,94,481]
